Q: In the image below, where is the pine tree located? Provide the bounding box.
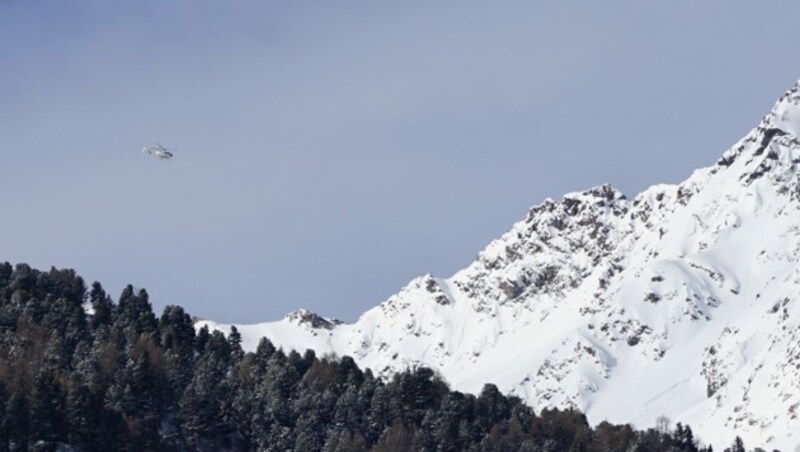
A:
[0,381,10,449]
[0,262,13,290]
[724,436,746,452]
[66,377,100,449]
[476,383,509,432]
[159,305,196,398]
[115,285,158,341]
[295,410,325,451]
[194,325,211,356]
[30,369,67,444]
[228,325,244,363]
[373,419,414,452]
[90,281,114,329]
[5,392,30,450]
[121,341,165,449]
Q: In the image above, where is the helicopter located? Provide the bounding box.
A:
[142,143,175,160]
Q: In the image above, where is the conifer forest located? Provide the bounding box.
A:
[0,262,756,451]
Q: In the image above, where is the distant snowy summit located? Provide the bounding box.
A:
[199,79,800,450]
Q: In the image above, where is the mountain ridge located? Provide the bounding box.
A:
[199,79,800,450]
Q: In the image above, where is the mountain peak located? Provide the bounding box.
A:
[207,79,800,450]
[767,78,800,135]
[708,81,800,190]
[564,183,626,203]
[284,309,342,330]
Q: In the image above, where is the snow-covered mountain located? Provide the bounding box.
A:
[199,80,800,450]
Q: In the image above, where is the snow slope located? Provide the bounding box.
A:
[198,80,800,450]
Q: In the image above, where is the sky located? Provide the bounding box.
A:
[2,2,800,324]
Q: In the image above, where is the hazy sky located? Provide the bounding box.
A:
[2,2,799,323]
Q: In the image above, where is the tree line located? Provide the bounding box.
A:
[0,262,760,451]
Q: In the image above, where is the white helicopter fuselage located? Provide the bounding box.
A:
[142,146,174,160]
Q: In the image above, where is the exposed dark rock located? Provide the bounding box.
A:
[286,309,342,330]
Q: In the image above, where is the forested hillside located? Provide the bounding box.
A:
[0,262,750,451]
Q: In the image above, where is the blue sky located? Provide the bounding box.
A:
[2,2,799,323]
